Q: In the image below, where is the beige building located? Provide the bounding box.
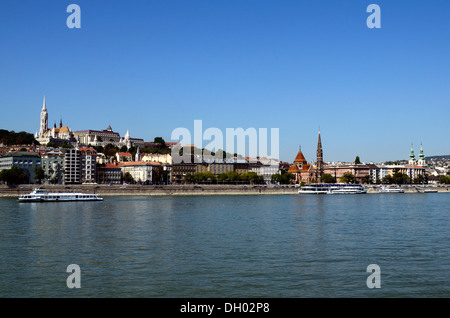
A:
[142,153,173,165]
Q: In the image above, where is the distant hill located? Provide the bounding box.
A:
[425,155,450,161]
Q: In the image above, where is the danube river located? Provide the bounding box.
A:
[0,193,449,297]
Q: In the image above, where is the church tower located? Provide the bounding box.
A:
[408,143,416,165]
[316,129,324,182]
[417,143,426,166]
[39,96,48,136]
[135,146,141,162]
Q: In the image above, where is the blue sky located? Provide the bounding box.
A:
[0,0,449,163]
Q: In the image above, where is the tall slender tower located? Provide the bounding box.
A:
[418,143,426,166]
[408,143,416,165]
[39,96,48,136]
[316,129,324,182]
[135,146,141,162]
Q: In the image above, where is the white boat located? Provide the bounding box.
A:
[378,186,404,193]
[416,187,438,193]
[299,183,367,195]
[18,188,103,202]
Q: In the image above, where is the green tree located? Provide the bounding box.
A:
[271,171,294,184]
[119,145,128,153]
[392,172,410,185]
[361,175,371,184]
[122,172,134,184]
[226,171,240,182]
[104,144,119,157]
[382,175,393,184]
[321,173,336,183]
[439,175,450,184]
[0,130,36,146]
[61,143,74,148]
[34,167,45,184]
[0,166,28,184]
[413,175,424,184]
[93,145,104,154]
[354,156,361,164]
[154,137,166,148]
[340,172,356,184]
[217,173,228,182]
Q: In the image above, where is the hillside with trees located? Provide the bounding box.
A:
[0,129,37,146]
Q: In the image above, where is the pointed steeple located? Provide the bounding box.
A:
[135,146,141,162]
[316,128,324,182]
[42,96,47,111]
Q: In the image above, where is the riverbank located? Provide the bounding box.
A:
[0,184,449,197]
[0,184,299,197]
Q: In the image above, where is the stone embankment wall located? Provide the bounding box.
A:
[0,184,299,197]
[0,184,448,197]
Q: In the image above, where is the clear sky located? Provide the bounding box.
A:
[0,0,449,163]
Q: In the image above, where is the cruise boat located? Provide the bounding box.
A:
[416,187,438,193]
[18,188,103,202]
[299,183,367,195]
[378,186,405,193]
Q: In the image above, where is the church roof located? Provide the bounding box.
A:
[288,164,300,173]
[294,151,307,163]
[302,164,311,172]
[44,126,71,135]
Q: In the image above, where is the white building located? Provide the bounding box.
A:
[119,161,162,183]
[64,147,97,184]
[35,97,77,145]
[73,127,144,149]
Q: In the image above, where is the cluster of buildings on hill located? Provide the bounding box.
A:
[34,97,144,149]
[0,97,446,185]
[287,131,430,184]
[0,98,287,185]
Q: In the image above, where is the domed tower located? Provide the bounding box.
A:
[408,143,416,166]
[417,143,426,166]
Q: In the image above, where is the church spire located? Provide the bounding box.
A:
[39,96,48,136]
[135,146,141,162]
[316,129,323,182]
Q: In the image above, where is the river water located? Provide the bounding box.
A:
[0,193,449,297]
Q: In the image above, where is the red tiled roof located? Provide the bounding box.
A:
[78,147,97,154]
[117,152,132,156]
[294,151,307,163]
[288,164,300,173]
[119,161,161,166]
[104,163,120,169]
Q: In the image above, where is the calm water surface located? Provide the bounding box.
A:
[0,194,449,297]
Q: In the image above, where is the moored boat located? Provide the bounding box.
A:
[378,186,405,193]
[299,183,367,195]
[18,188,103,202]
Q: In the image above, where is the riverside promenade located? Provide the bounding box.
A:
[0,184,299,197]
[0,184,448,198]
